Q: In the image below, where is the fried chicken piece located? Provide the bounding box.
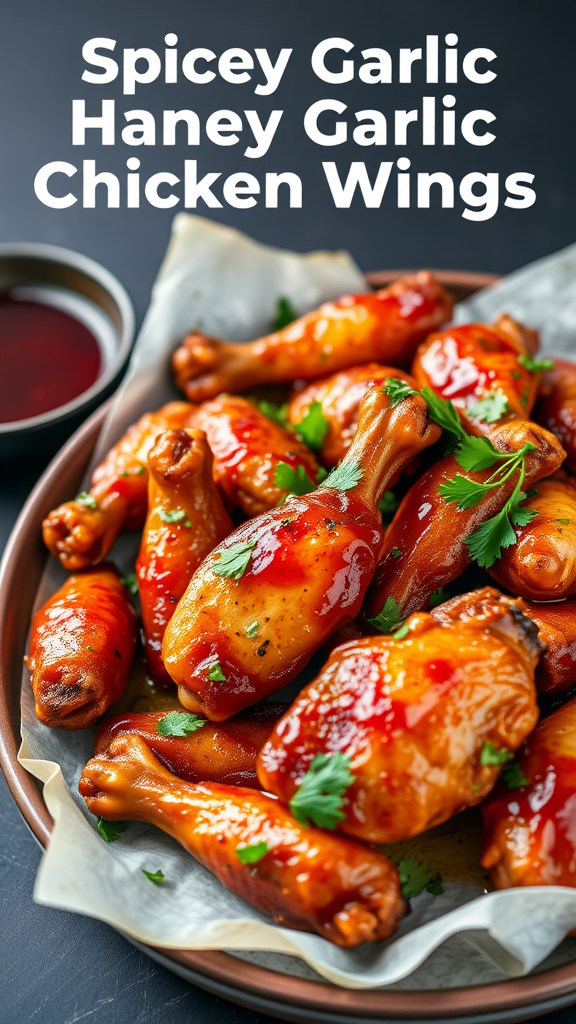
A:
[135,429,233,684]
[365,420,566,622]
[27,565,137,729]
[162,386,440,720]
[189,396,320,516]
[535,358,576,474]
[42,402,194,570]
[172,273,453,402]
[258,589,540,844]
[411,316,539,436]
[518,598,576,696]
[79,734,405,947]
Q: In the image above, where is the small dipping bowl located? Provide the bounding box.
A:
[0,243,134,460]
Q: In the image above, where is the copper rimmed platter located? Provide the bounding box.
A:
[3,269,576,1023]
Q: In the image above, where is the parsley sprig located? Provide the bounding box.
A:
[368,596,404,634]
[382,378,418,407]
[397,857,444,898]
[518,354,555,373]
[274,462,317,496]
[76,491,98,510]
[321,460,363,492]
[256,399,290,428]
[236,842,270,864]
[289,753,354,830]
[96,818,127,843]
[467,393,509,424]
[156,711,206,737]
[293,401,329,451]
[142,868,165,883]
[272,296,297,331]
[213,540,256,580]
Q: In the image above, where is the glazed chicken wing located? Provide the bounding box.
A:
[489,477,576,601]
[258,589,540,844]
[42,402,194,570]
[535,358,576,474]
[287,364,419,467]
[135,429,233,684]
[518,598,576,696]
[95,704,286,786]
[80,734,405,947]
[28,565,138,729]
[172,273,453,402]
[163,386,440,719]
[365,420,566,622]
[482,696,576,889]
[189,395,320,516]
[411,316,539,436]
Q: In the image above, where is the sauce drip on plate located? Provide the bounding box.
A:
[0,295,101,423]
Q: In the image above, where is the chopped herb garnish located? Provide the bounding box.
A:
[244,620,260,639]
[429,588,446,609]
[421,387,467,440]
[512,370,522,380]
[156,711,206,736]
[503,763,528,789]
[236,842,270,864]
[136,465,146,475]
[397,857,444,898]
[294,401,329,452]
[87,645,95,652]
[280,517,294,527]
[518,354,555,373]
[97,818,127,843]
[520,386,530,408]
[378,491,399,519]
[480,741,514,767]
[142,868,165,883]
[393,623,410,641]
[213,540,257,580]
[76,491,97,509]
[368,596,404,634]
[321,460,363,492]
[390,547,402,560]
[467,393,509,424]
[274,462,316,496]
[272,296,297,331]
[207,661,227,682]
[256,399,290,429]
[159,508,187,523]
[557,518,570,525]
[120,573,138,595]
[289,752,354,830]
[383,377,418,408]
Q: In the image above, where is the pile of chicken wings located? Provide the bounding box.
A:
[29,271,576,948]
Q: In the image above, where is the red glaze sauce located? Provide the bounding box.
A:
[418,324,530,406]
[0,295,101,422]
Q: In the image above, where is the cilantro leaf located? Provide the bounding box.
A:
[256,399,290,429]
[213,540,256,580]
[236,842,270,864]
[390,547,402,559]
[438,474,491,510]
[503,763,528,789]
[207,661,227,682]
[454,434,501,472]
[480,741,514,767]
[383,377,418,408]
[368,596,404,634]
[510,502,538,527]
[466,506,518,569]
[120,573,139,595]
[156,711,206,737]
[429,588,447,609]
[244,620,259,639]
[397,857,444,898]
[97,818,127,843]
[289,752,354,830]
[378,491,399,519]
[274,462,316,496]
[294,401,330,452]
[557,518,570,525]
[272,296,297,331]
[76,491,98,510]
[467,393,509,424]
[393,623,410,641]
[142,868,165,883]
[518,354,555,373]
[159,508,187,523]
[322,460,363,492]
[421,387,466,439]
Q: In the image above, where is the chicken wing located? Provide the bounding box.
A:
[42,402,194,570]
[189,395,320,516]
[519,598,576,696]
[482,696,576,888]
[258,589,540,844]
[489,477,576,601]
[365,420,566,621]
[411,316,539,436]
[163,386,440,719]
[535,358,576,474]
[135,429,233,684]
[27,565,138,729]
[79,734,405,947]
[172,273,453,402]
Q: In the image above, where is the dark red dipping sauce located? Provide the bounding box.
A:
[0,295,101,423]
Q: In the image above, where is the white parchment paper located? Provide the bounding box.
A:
[19,218,576,989]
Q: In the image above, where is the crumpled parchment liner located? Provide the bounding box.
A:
[18,218,576,989]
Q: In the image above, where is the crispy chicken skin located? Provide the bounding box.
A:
[535,359,576,474]
[79,734,405,947]
[489,478,576,601]
[95,704,286,786]
[28,565,138,729]
[189,395,320,516]
[135,429,233,684]
[365,420,566,621]
[287,364,419,468]
[518,598,576,696]
[172,273,453,402]
[42,402,194,570]
[411,316,540,436]
[258,589,540,844]
[482,696,576,889]
[162,387,440,720]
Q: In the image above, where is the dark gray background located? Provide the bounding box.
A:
[2,1,576,1022]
